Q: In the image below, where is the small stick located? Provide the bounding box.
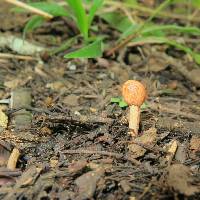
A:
[5,0,53,19]
[63,149,141,166]
[7,148,20,170]
[106,0,172,56]
[0,53,37,61]
[149,102,200,120]
[0,59,9,63]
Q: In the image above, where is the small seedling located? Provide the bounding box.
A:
[110,97,128,108]
[111,97,148,110]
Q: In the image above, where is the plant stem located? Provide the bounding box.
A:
[106,0,173,56]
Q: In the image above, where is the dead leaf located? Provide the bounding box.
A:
[16,166,42,187]
[0,175,16,186]
[63,94,79,106]
[46,81,65,91]
[120,180,131,193]
[165,140,178,163]
[138,56,168,72]
[128,128,157,158]
[0,141,11,166]
[190,136,200,153]
[109,63,130,83]
[188,69,200,86]
[43,97,54,107]
[167,164,199,196]
[40,127,52,136]
[50,157,58,168]
[0,110,8,129]
[68,160,88,173]
[4,76,32,89]
[175,142,187,163]
[75,167,105,199]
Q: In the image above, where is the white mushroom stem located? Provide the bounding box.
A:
[129,105,140,137]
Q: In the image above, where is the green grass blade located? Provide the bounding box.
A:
[100,11,134,32]
[142,25,200,36]
[88,0,104,27]
[50,37,77,55]
[110,97,121,103]
[66,0,88,40]
[64,39,103,58]
[130,36,200,64]
[120,24,200,40]
[23,15,44,38]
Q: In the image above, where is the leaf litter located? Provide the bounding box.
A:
[0,1,200,200]
[166,164,199,196]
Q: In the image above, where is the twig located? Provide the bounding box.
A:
[5,0,53,19]
[105,0,200,23]
[63,149,141,166]
[0,59,9,63]
[138,180,153,200]
[106,0,173,56]
[0,168,22,177]
[149,102,200,120]
[0,53,37,61]
[130,141,167,154]
[45,113,114,125]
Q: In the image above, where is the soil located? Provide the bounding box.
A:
[0,2,200,200]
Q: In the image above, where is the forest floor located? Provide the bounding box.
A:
[0,2,200,200]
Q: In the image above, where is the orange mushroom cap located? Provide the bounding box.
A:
[122,80,147,106]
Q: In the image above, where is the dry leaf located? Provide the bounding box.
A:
[0,175,16,186]
[165,140,178,162]
[0,143,11,166]
[175,142,187,163]
[167,164,199,196]
[50,158,58,168]
[68,160,88,173]
[63,94,79,106]
[46,81,65,91]
[128,128,157,158]
[75,168,105,199]
[139,56,168,72]
[0,110,8,129]
[190,136,200,153]
[4,76,32,89]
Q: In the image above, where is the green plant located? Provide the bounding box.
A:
[102,0,200,64]
[111,97,148,110]
[11,0,200,63]
[111,97,128,108]
[64,0,104,58]
[13,0,104,58]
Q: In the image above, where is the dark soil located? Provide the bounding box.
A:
[0,2,199,200]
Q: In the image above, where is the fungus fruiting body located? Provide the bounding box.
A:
[122,80,147,137]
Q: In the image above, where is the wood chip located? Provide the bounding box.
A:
[7,148,20,170]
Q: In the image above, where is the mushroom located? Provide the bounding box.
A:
[122,80,147,137]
